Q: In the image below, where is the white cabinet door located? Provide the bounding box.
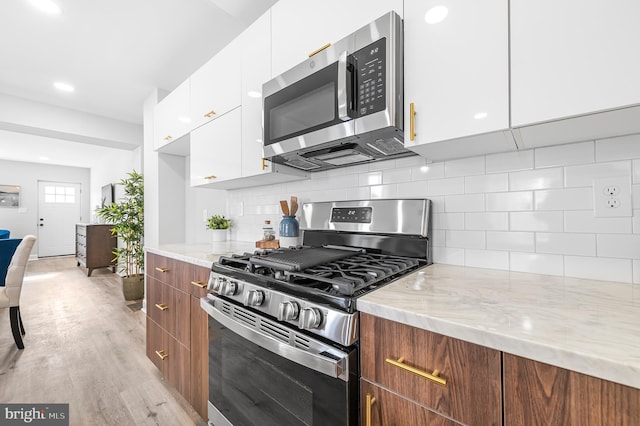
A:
[240,11,271,178]
[190,107,242,187]
[511,0,640,127]
[189,38,242,130]
[154,80,191,150]
[403,0,512,160]
[271,0,402,77]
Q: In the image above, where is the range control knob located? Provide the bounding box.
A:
[209,275,224,292]
[298,307,322,330]
[243,290,264,307]
[278,301,300,321]
[220,280,237,296]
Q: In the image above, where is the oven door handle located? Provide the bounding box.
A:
[201,297,349,381]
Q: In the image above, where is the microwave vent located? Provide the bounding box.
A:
[366,137,406,156]
[285,157,322,171]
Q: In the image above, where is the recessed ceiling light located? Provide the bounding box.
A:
[54,82,74,92]
[473,112,488,120]
[248,91,261,98]
[425,6,448,24]
[28,0,61,14]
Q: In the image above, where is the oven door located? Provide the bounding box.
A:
[201,296,358,426]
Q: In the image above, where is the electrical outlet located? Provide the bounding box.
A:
[593,177,632,217]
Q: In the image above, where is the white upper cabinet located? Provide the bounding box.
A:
[189,38,242,130]
[403,0,514,161]
[271,0,403,77]
[511,0,640,148]
[190,107,242,187]
[154,80,191,150]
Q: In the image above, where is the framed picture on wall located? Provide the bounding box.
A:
[0,185,20,207]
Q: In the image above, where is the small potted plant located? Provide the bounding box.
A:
[206,214,231,242]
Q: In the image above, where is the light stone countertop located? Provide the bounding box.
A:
[144,241,257,268]
[358,263,640,390]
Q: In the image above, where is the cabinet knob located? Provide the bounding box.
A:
[204,175,217,180]
[204,109,216,118]
[155,350,168,360]
[163,135,173,141]
[155,267,169,273]
[155,303,168,311]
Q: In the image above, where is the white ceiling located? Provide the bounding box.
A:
[0,0,277,126]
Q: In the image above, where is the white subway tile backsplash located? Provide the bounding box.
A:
[383,168,412,184]
[486,150,534,173]
[564,161,631,187]
[510,252,564,276]
[486,192,533,211]
[411,162,445,181]
[445,194,484,212]
[396,181,428,198]
[426,177,465,196]
[596,234,640,259]
[634,211,640,234]
[465,212,508,230]
[534,188,593,211]
[345,186,370,200]
[634,260,640,284]
[446,230,485,249]
[432,229,446,247]
[465,173,508,194]
[509,167,563,191]
[370,184,397,199]
[432,212,465,230]
[536,233,596,256]
[487,231,534,252]
[564,211,632,234]
[368,158,396,171]
[565,256,632,283]
[433,247,465,266]
[633,185,640,209]
[396,155,428,168]
[329,173,358,189]
[535,141,594,168]
[595,134,640,162]
[634,159,640,184]
[510,211,564,232]
[359,171,382,186]
[465,249,509,270]
[445,157,485,177]
[429,196,445,213]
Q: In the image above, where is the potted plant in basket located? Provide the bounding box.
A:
[96,170,144,300]
[206,214,231,243]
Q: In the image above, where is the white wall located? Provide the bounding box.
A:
[225,134,640,284]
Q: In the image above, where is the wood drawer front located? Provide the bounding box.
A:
[147,277,191,347]
[361,379,458,426]
[360,314,502,425]
[190,295,209,420]
[503,353,640,426]
[189,264,210,298]
[147,253,189,292]
[146,316,167,372]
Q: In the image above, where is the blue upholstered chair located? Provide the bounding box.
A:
[0,235,36,349]
[0,238,22,287]
[0,230,10,239]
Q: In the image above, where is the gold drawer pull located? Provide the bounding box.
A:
[155,303,168,311]
[365,393,377,426]
[261,158,267,170]
[164,135,173,141]
[204,109,216,118]
[309,43,331,57]
[155,350,168,360]
[385,357,447,386]
[204,175,217,180]
[409,102,416,141]
[191,281,207,288]
[155,267,169,273]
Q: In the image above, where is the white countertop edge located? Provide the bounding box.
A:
[145,246,214,268]
[357,300,640,390]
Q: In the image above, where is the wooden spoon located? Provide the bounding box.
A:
[290,196,298,216]
[280,200,290,216]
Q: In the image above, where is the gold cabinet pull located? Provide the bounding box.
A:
[261,158,267,170]
[409,102,416,141]
[204,109,216,118]
[155,303,168,311]
[155,350,168,360]
[155,267,169,273]
[385,357,447,386]
[204,175,217,180]
[163,135,173,141]
[191,281,207,288]
[365,393,377,426]
[309,43,331,57]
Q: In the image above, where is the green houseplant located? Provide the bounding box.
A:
[96,170,144,300]
[206,214,231,242]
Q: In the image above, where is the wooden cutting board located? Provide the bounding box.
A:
[256,239,280,249]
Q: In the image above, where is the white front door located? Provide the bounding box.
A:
[38,181,82,257]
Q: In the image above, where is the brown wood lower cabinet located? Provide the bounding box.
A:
[361,379,458,426]
[503,353,640,426]
[145,253,209,421]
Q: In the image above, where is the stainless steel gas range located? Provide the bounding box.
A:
[200,199,432,426]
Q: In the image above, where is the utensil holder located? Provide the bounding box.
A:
[279,215,299,237]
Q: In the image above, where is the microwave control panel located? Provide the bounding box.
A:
[353,38,386,118]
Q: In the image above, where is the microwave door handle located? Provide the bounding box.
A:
[337,50,350,121]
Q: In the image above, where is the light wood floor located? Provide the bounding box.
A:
[0,256,203,426]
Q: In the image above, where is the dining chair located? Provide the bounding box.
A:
[0,235,36,349]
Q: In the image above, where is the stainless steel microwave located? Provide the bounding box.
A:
[262,11,413,172]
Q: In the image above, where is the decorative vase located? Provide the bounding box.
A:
[211,229,228,242]
[122,274,144,301]
[279,215,299,237]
